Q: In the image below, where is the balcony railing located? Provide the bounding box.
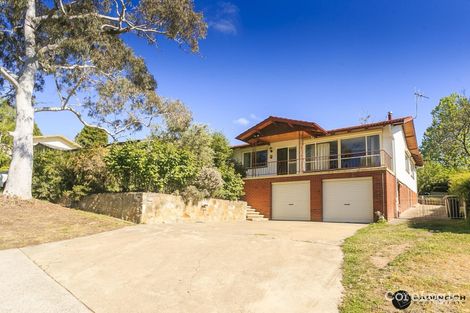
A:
[244,150,393,178]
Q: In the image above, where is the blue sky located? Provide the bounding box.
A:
[35,0,470,145]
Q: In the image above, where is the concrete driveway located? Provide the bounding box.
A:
[1,221,365,313]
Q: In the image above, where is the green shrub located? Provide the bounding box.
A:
[106,140,198,193]
[449,172,470,200]
[417,162,453,194]
[32,149,69,202]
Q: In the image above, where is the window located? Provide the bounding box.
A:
[341,135,380,168]
[367,135,380,166]
[243,150,268,168]
[341,137,366,168]
[255,150,268,167]
[243,152,252,168]
[405,153,411,174]
[305,141,338,172]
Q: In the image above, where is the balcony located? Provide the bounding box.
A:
[243,150,393,178]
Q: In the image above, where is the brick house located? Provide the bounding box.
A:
[232,114,422,223]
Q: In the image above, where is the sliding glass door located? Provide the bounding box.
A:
[277,147,297,175]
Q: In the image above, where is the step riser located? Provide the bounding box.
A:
[245,206,268,222]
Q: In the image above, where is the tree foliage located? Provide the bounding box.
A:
[449,172,470,201]
[421,94,470,168]
[0,0,206,198]
[106,141,198,193]
[417,161,453,194]
[75,126,108,148]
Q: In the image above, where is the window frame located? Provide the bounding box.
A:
[243,150,268,169]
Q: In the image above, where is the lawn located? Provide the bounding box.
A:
[0,195,132,250]
[341,219,470,313]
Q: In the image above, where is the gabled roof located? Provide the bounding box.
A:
[235,116,327,144]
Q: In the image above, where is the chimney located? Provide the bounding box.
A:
[387,111,393,121]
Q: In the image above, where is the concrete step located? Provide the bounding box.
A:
[247,217,269,222]
[245,207,268,222]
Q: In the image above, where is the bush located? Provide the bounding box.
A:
[106,140,198,193]
[449,172,470,201]
[216,164,244,200]
[32,149,69,202]
[418,162,453,194]
[194,167,224,197]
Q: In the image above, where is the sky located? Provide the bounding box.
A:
[35,0,470,145]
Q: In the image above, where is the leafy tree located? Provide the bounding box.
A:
[211,132,232,168]
[75,126,108,148]
[0,0,207,199]
[421,94,470,168]
[417,161,454,194]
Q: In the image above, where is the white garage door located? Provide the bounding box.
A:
[323,177,373,223]
[272,181,310,221]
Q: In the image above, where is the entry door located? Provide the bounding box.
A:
[322,178,373,223]
[272,181,310,220]
[277,147,297,175]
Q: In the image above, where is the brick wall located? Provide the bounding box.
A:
[398,182,417,214]
[244,170,393,222]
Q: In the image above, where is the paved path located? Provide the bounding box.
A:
[0,249,90,313]
[1,221,365,313]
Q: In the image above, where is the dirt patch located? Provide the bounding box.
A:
[370,243,411,269]
[0,195,131,250]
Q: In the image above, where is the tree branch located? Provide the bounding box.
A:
[35,106,117,140]
[0,66,19,89]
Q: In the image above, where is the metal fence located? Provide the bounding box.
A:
[415,195,467,220]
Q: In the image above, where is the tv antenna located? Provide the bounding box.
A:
[414,88,429,119]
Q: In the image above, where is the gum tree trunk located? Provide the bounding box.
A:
[3,0,37,199]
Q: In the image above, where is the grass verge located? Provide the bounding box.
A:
[341,219,470,313]
[0,195,132,250]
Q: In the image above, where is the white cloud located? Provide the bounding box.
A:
[208,2,239,35]
[233,117,249,126]
[249,113,258,120]
[211,19,237,35]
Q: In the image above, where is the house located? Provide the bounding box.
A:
[33,135,81,151]
[232,113,422,223]
[0,135,80,188]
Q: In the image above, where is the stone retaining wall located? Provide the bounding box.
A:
[77,192,247,224]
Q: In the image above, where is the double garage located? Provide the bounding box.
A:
[271,177,374,223]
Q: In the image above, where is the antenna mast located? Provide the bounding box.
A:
[413,88,429,119]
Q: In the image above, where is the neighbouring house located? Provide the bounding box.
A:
[0,135,80,188]
[232,113,422,223]
[33,135,81,151]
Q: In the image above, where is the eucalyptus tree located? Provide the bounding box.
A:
[0,0,206,198]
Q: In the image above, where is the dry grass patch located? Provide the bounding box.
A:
[341,220,470,313]
[0,196,132,250]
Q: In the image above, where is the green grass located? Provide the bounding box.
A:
[341,220,470,313]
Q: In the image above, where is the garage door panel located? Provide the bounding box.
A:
[272,181,310,221]
[323,178,373,223]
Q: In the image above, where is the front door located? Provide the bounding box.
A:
[277,147,297,175]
